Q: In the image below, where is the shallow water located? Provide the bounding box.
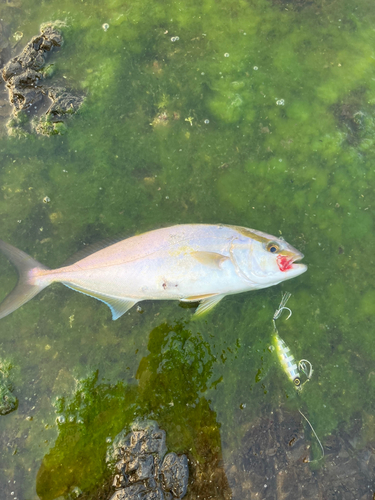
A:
[0,0,375,498]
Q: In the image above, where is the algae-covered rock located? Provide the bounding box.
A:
[1,21,83,136]
[2,24,63,110]
[36,322,229,500]
[108,420,188,500]
[0,360,17,416]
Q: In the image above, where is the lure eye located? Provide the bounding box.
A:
[294,378,301,387]
[266,242,280,254]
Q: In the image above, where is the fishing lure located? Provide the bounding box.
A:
[271,292,324,462]
[272,292,312,390]
[273,332,304,389]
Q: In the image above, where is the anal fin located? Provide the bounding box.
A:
[194,294,225,317]
[62,282,137,320]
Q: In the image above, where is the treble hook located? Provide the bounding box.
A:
[273,292,293,331]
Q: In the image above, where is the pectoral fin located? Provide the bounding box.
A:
[62,282,137,320]
[190,251,229,269]
[194,294,225,317]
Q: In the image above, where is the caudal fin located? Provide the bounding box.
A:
[0,239,50,319]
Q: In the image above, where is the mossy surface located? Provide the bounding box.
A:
[0,0,374,497]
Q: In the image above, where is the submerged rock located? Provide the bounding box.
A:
[0,361,17,416]
[1,22,83,136]
[107,420,189,499]
[2,24,63,112]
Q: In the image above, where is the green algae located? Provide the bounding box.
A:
[0,0,374,496]
[36,322,223,499]
[0,358,18,415]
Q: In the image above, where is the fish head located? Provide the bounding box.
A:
[230,226,307,286]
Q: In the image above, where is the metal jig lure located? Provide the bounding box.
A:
[272,292,313,390]
[272,292,324,462]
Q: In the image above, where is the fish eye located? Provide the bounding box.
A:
[266,242,280,253]
[294,378,301,386]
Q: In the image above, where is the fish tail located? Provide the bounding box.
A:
[0,239,50,319]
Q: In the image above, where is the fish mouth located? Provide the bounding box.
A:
[277,252,307,274]
[290,254,307,274]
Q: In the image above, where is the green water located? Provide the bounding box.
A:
[0,0,374,497]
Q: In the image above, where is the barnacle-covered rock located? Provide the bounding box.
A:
[1,21,83,136]
[107,420,189,500]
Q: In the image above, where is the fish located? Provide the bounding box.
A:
[0,224,307,320]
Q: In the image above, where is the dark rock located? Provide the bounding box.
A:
[2,59,22,81]
[46,87,84,119]
[161,453,189,498]
[127,454,154,482]
[108,420,188,500]
[10,68,43,111]
[41,26,63,47]
[1,21,83,136]
[2,26,61,84]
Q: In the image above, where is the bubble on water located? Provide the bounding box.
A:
[102,23,109,31]
[276,99,285,106]
[224,53,229,57]
[253,66,258,70]
[13,31,23,41]
[171,36,179,42]
[56,415,65,424]
[204,119,210,124]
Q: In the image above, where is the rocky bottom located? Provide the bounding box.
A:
[107,421,189,500]
[226,407,375,500]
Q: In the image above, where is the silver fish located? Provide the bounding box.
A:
[0,224,307,320]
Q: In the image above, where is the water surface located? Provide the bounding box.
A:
[0,0,374,498]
